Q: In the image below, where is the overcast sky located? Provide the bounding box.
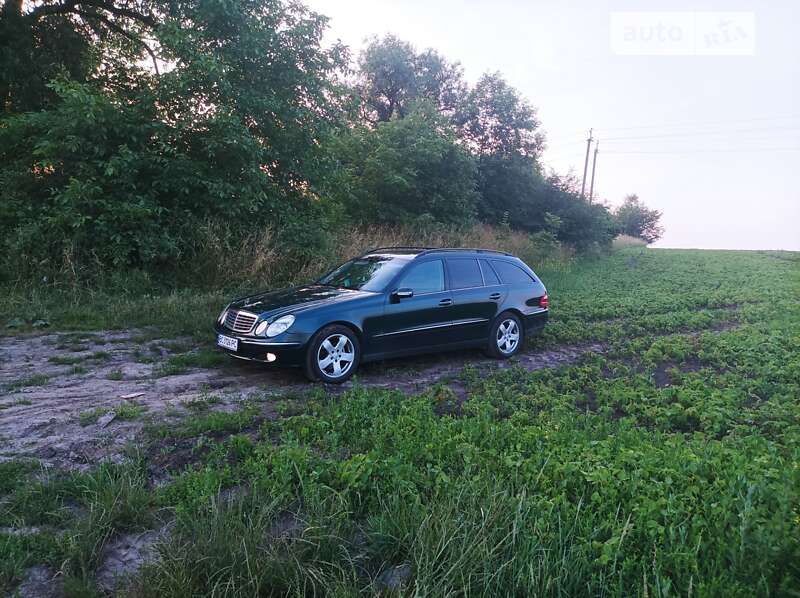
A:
[305,0,799,250]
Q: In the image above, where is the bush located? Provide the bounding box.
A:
[614,194,664,244]
[327,103,478,226]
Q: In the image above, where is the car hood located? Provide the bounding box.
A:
[230,285,372,319]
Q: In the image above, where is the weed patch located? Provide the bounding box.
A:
[154,348,227,377]
[4,374,49,392]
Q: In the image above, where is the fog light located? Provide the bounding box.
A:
[266,353,277,362]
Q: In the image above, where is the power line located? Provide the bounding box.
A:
[602,147,800,155]
[548,113,800,138]
[543,140,586,152]
[601,125,800,142]
[547,130,800,153]
[592,113,800,132]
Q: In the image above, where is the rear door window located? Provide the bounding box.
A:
[491,260,534,285]
[479,259,500,285]
[396,260,445,294]
[447,258,483,289]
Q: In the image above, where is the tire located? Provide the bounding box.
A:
[486,312,523,359]
[304,325,360,383]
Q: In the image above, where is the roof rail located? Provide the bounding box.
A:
[362,246,513,257]
[418,247,512,257]
[364,246,433,253]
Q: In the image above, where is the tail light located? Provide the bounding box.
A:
[539,293,549,309]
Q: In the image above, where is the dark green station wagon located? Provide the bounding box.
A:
[214,247,549,383]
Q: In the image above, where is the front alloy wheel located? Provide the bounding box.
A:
[305,325,360,383]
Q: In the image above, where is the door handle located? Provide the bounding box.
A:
[489,293,501,300]
[438,298,453,307]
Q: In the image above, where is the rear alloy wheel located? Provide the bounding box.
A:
[486,312,523,358]
[304,325,360,383]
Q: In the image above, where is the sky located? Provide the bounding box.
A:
[304,0,799,250]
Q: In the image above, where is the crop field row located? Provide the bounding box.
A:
[1,248,798,596]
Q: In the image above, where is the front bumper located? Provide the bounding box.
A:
[213,324,307,366]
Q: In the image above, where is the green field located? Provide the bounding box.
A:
[1,248,799,596]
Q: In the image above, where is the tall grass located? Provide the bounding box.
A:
[0,223,577,336]
[612,234,648,249]
[184,222,575,291]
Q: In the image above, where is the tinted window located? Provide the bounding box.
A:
[397,260,444,294]
[447,258,483,289]
[318,255,410,292]
[479,259,500,285]
[491,260,534,285]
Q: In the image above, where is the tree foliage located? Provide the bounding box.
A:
[352,36,618,250]
[1,0,347,267]
[614,194,664,244]
[357,34,465,123]
[0,5,654,276]
[455,72,544,158]
[328,103,477,226]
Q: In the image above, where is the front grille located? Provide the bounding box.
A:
[224,310,258,333]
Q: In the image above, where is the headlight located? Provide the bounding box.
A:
[254,321,268,336]
[266,314,295,337]
[218,307,228,324]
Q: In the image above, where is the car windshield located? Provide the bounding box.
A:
[317,255,410,292]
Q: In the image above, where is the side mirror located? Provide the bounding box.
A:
[392,288,414,301]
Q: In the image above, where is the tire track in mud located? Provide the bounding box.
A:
[0,318,740,468]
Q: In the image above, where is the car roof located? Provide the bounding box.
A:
[363,246,513,259]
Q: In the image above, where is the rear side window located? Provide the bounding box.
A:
[479,259,500,285]
[397,260,445,294]
[491,260,534,285]
[447,258,483,289]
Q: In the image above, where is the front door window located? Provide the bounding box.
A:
[396,260,445,294]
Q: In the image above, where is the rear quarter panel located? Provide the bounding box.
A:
[498,257,549,331]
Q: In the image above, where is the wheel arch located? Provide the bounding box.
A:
[316,320,364,344]
[497,307,525,325]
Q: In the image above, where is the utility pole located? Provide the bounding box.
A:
[588,140,599,203]
[580,128,593,198]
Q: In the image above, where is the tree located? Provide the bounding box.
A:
[614,194,664,243]
[454,72,544,158]
[356,34,465,123]
[327,103,478,226]
[0,0,163,113]
[0,0,348,268]
[474,153,542,225]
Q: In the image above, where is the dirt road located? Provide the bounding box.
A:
[0,329,603,469]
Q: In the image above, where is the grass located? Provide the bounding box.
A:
[79,407,111,427]
[48,355,85,366]
[89,350,112,361]
[80,403,147,426]
[154,348,228,377]
[115,402,147,421]
[0,460,154,592]
[4,373,49,392]
[0,460,37,495]
[612,234,648,248]
[1,247,799,596]
[148,405,260,439]
[0,224,570,338]
[181,395,223,413]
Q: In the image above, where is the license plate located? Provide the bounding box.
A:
[217,334,238,351]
